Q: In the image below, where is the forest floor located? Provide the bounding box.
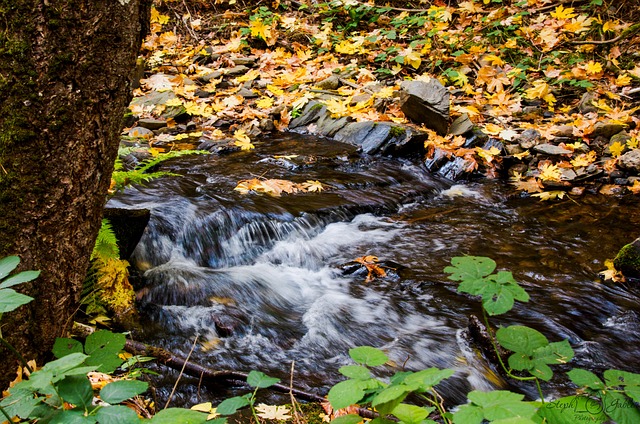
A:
[126,0,640,202]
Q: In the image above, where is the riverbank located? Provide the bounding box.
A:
[124,0,639,202]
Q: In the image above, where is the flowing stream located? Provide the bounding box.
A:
[109,133,640,407]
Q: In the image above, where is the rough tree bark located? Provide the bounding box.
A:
[0,0,151,388]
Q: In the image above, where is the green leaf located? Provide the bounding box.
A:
[53,337,84,359]
[492,271,529,302]
[604,369,640,403]
[536,395,606,424]
[0,270,40,288]
[0,288,34,313]
[57,375,93,409]
[95,405,141,424]
[0,256,20,280]
[41,352,89,376]
[339,365,371,380]
[216,396,250,415]
[465,391,537,422]
[496,326,549,356]
[149,408,208,423]
[528,362,553,381]
[349,346,388,367]
[372,385,411,407]
[446,256,496,284]
[452,403,483,424]
[369,418,397,424]
[601,391,640,424]
[328,379,368,410]
[0,388,42,419]
[49,409,98,423]
[100,380,148,404]
[403,368,455,392]
[84,330,126,373]
[246,370,279,388]
[331,414,364,424]
[391,403,434,424]
[481,283,516,316]
[507,353,533,372]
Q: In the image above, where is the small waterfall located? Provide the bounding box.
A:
[109,134,640,406]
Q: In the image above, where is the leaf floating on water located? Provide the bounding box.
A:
[301,180,324,192]
[531,191,566,201]
[234,178,326,196]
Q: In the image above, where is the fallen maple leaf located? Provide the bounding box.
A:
[609,141,625,157]
[301,180,324,192]
[255,404,292,421]
[550,5,577,20]
[538,163,562,182]
[532,191,566,201]
[233,130,254,150]
[512,177,543,194]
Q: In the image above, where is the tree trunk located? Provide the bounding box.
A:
[0,0,151,388]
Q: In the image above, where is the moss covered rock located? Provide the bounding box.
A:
[613,238,640,279]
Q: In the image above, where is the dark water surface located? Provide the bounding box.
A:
[109,133,640,406]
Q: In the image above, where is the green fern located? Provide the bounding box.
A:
[110,149,207,193]
[91,219,120,262]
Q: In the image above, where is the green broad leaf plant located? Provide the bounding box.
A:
[320,256,640,424]
[0,256,208,424]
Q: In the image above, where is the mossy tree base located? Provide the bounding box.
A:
[0,0,151,389]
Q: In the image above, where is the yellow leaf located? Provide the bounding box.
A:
[165,98,183,107]
[476,146,501,163]
[584,61,603,75]
[483,123,503,136]
[324,97,349,117]
[256,97,274,109]
[483,54,505,67]
[301,180,324,192]
[513,150,530,160]
[538,163,562,182]
[570,151,597,167]
[150,7,170,25]
[402,48,422,69]
[627,137,639,149]
[615,74,632,86]
[452,104,480,117]
[191,403,213,413]
[550,5,577,20]
[609,141,625,157]
[266,84,284,96]
[335,40,361,55]
[525,80,551,100]
[628,180,640,194]
[236,69,261,83]
[250,19,270,40]
[233,130,254,150]
[602,20,617,33]
[374,86,396,99]
[532,191,566,201]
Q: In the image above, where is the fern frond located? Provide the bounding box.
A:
[92,219,119,261]
[136,149,208,174]
[109,149,207,193]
